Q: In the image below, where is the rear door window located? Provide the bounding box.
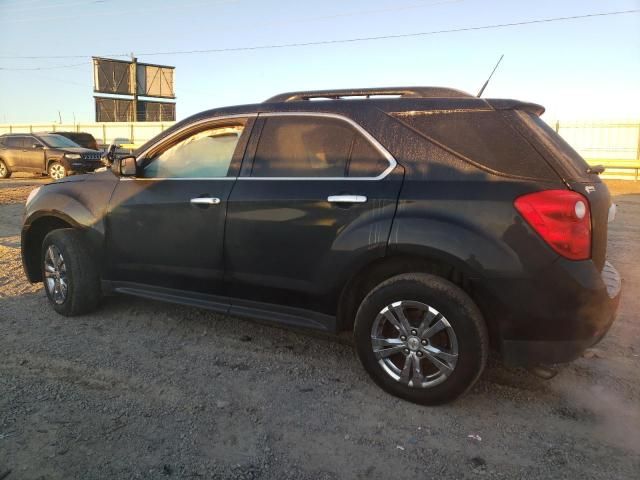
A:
[251,116,351,177]
[251,115,390,178]
[347,136,390,177]
[5,137,25,148]
[392,110,557,180]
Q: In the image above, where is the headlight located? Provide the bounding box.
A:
[64,153,81,159]
[26,186,41,206]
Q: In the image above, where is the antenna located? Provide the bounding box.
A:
[476,54,504,98]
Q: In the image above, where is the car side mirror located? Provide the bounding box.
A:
[33,144,43,149]
[118,156,137,177]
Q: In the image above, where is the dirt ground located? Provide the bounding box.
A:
[1,175,639,479]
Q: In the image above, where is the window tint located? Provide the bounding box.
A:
[251,116,389,178]
[5,137,25,148]
[514,111,590,181]
[143,125,243,179]
[393,111,556,179]
[347,135,390,177]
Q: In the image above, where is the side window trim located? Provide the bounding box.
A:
[241,112,397,181]
[132,114,257,181]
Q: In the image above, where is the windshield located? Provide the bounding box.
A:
[38,134,81,148]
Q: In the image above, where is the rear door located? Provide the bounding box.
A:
[223,112,404,318]
[4,136,28,169]
[106,116,255,295]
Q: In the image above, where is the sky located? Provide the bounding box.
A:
[0,0,639,124]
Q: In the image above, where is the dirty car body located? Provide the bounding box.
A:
[20,87,621,404]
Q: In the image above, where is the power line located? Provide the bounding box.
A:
[0,8,638,64]
[138,9,640,57]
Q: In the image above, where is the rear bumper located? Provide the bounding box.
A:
[486,260,621,367]
[502,296,618,366]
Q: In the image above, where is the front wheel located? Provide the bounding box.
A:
[48,161,67,180]
[42,229,101,316]
[0,159,11,178]
[353,273,489,405]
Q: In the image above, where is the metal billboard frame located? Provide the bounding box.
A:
[92,56,176,122]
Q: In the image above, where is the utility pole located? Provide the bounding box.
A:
[131,52,138,122]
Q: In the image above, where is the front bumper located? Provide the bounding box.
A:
[69,161,102,174]
[491,260,621,367]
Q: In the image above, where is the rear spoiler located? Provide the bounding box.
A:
[486,99,545,116]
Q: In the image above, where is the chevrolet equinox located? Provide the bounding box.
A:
[20,87,621,404]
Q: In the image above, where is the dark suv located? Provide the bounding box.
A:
[0,132,102,180]
[20,87,621,404]
[47,131,100,151]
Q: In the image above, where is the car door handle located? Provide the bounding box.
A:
[327,195,367,204]
[190,197,221,205]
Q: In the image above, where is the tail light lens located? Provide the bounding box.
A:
[514,190,591,260]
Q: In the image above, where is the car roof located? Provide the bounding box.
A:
[137,86,543,154]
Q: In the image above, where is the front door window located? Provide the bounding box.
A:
[143,125,244,179]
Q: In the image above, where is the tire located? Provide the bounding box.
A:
[0,159,11,179]
[353,273,489,405]
[48,161,67,180]
[41,228,101,316]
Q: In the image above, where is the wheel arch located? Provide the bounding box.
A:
[336,250,500,347]
[0,156,10,176]
[22,213,81,282]
[46,157,66,174]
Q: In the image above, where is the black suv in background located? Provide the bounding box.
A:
[48,131,100,151]
[0,132,102,180]
[20,87,621,404]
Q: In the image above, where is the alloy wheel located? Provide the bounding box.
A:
[370,300,459,388]
[44,244,68,304]
[49,164,66,180]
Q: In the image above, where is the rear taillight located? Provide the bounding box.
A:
[514,190,591,260]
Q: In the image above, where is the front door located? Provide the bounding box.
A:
[224,113,403,316]
[22,136,46,171]
[106,117,254,295]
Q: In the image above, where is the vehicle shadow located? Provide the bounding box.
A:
[87,292,558,398]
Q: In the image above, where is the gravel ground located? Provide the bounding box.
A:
[1,176,639,479]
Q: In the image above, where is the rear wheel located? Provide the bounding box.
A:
[42,229,101,316]
[353,273,489,405]
[0,160,11,178]
[48,161,66,180]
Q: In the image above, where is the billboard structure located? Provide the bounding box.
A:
[92,57,176,122]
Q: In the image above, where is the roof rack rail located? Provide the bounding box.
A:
[265,86,473,103]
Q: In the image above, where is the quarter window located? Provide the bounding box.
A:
[5,137,25,148]
[251,116,389,178]
[143,125,244,179]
